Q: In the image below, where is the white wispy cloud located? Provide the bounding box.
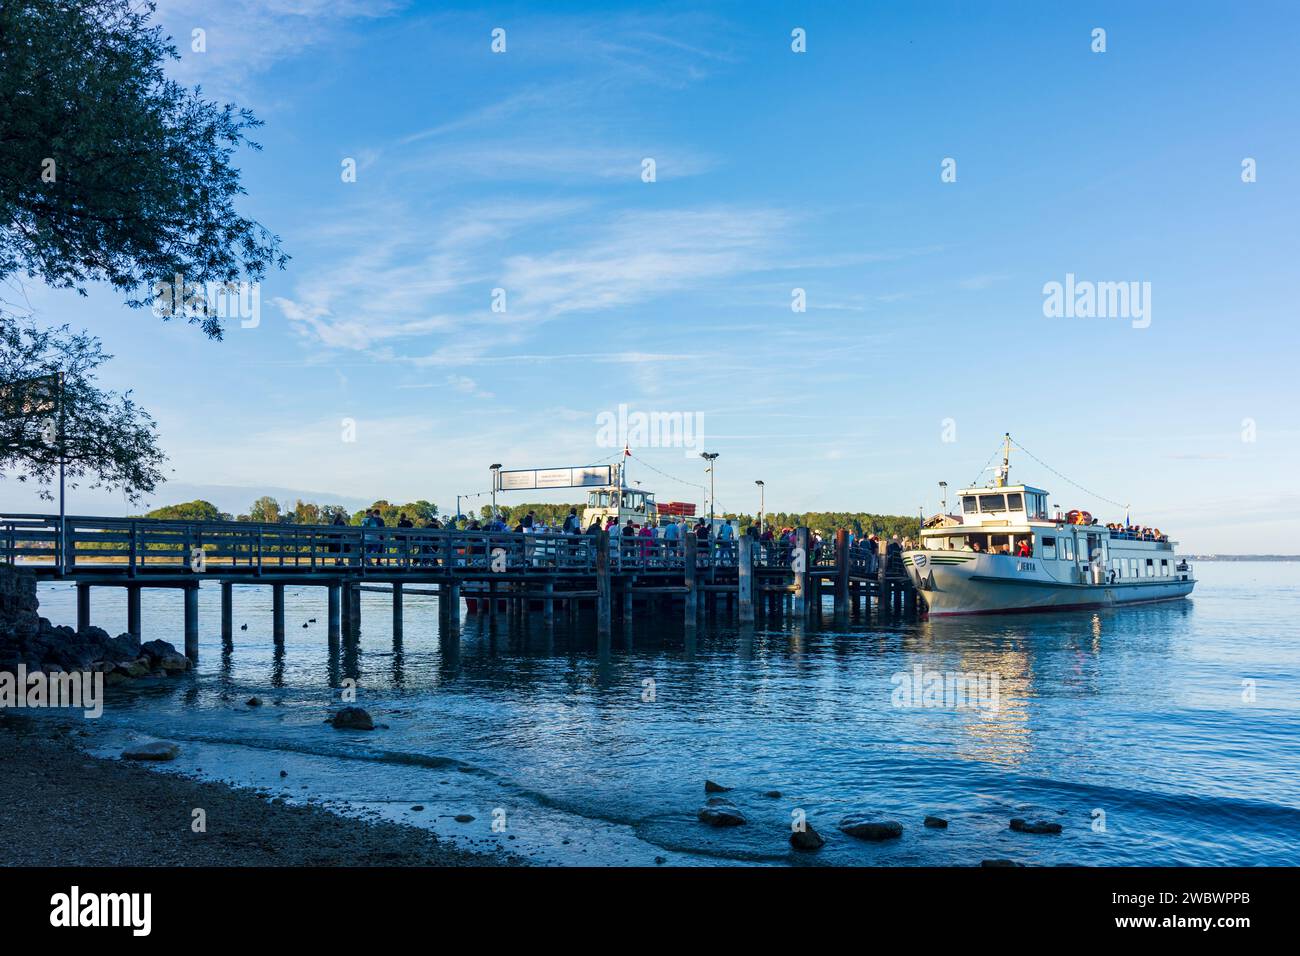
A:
[395,143,716,183]
[153,0,405,101]
[274,202,791,355]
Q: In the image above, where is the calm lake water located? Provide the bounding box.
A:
[35,562,1300,866]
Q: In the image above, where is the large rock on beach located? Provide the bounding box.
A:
[115,658,152,679]
[140,639,180,663]
[838,816,904,841]
[122,741,181,761]
[789,823,825,851]
[698,798,746,827]
[331,706,375,730]
[53,642,101,670]
[81,626,112,646]
[156,651,191,673]
[704,779,731,793]
[103,632,142,662]
[1009,818,1062,835]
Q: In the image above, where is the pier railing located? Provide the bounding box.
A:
[0,514,916,582]
[0,514,761,576]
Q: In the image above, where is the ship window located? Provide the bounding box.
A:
[1062,539,1074,560]
[1042,536,1057,559]
[1006,492,1023,511]
[962,496,978,514]
[1161,559,1169,574]
[979,494,1005,512]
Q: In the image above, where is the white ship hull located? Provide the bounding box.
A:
[903,550,1195,617]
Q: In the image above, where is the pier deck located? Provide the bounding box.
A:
[1,514,916,658]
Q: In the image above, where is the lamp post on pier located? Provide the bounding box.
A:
[489,464,502,522]
[700,452,718,526]
[755,479,765,533]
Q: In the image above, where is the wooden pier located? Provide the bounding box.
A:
[0,514,917,658]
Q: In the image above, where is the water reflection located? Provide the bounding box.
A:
[29,567,1299,866]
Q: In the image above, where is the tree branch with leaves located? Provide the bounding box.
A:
[0,0,288,339]
[0,315,165,502]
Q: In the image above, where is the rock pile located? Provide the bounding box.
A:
[0,567,190,682]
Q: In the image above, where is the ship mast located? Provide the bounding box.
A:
[997,432,1011,487]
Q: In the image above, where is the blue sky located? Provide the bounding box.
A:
[6,1,1299,550]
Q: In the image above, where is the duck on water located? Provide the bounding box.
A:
[904,435,1196,617]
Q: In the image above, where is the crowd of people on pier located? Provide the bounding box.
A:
[318,506,914,575]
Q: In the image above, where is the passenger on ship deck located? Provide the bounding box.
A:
[1017,539,1032,557]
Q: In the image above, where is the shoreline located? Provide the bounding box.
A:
[0,715,523,867]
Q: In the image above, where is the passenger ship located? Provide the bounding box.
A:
[903,436,1196,616]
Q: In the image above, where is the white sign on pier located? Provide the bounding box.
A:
[495,465,613,492]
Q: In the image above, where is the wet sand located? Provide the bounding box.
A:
[0,716,521,867]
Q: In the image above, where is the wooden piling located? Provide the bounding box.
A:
[272,583,285,645]
[684,534,698,626]
[126,585,141,638]
[183,584,199,660]
[596,531,612,638]
[834,529,850,625]
[543,580,554,626]
[392,581,403,637]
[793,527,810,619]
[327,583,341,641]
[76,583,90,633]
[345,582,361,639]
[738,532,754,624]
[221,581,233,642]
[442,581,460,633]
[871,542,884,615]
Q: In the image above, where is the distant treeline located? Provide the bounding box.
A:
[136,498,920,537]
[1184,554,1300,562]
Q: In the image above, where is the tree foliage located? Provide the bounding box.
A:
[0,316,165,501]
[0,0,287,338]
[144,498,229,521]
